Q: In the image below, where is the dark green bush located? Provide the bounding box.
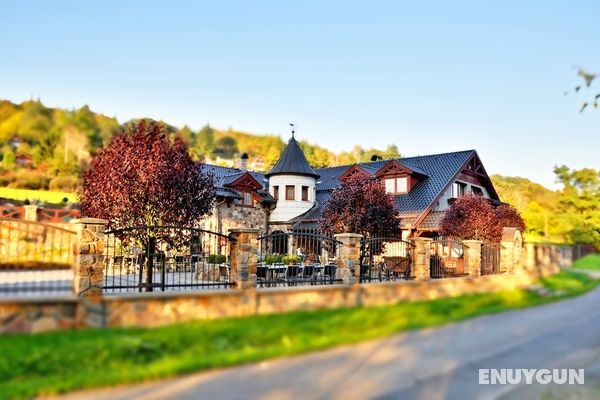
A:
[208,254,227,264]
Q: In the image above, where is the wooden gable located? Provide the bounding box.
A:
[226,172,262,191]
[339,164,371,182]
[375,160,412,178]
[456,154,500,200]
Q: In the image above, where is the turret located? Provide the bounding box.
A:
[266,135,319,222]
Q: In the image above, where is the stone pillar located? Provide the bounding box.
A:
[71,218,108,298]
[410,238,431,281]
[500,228,522,274]
[334,233,362,284]
[23,204,38,222]
[229,228,259,289]
[463,240,482,278]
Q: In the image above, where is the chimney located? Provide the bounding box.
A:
[370,154,383,162]
[240,153,249,171]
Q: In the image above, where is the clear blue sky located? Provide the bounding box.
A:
[1,1,599,188]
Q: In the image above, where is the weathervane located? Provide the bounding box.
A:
[289,123,295,138]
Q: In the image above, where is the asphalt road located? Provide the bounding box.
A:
[60,283,600,400]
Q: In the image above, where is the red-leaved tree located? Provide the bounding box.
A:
[495,203,526,233]
[441,195,502,242]
[320,175,401,236]
[80,120,215,230]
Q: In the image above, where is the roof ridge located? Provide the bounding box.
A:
[313,149,476,172]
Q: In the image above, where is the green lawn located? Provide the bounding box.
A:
[0,187,78,204]
[0,270,598,399]
[573,253,600,271]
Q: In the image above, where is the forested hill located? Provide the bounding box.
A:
[0,99,399,191]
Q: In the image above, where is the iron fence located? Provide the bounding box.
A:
[359,233,414,283]
[481,242,501,275]
[257,230,342,287]
[103,226,233,293]
[430,237,466,278]
[0,218,76,296]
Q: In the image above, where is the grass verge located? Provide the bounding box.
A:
[572,253,600,271]
[0,270,598,399]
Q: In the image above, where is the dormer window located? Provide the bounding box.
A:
[385,176,409,194]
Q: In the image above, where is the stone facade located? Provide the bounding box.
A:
[203,201,270,237]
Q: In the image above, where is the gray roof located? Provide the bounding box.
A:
[200,164,269,200]
[265,136,320,179]
[294,150,493,230]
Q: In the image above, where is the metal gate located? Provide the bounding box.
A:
[481,242,501,275]
[359,234,414,283]
[103,225,233,293]
[257,230,342,287]
[430,237,465,278]
[0,218,77,296]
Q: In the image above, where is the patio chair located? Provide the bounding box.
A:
[256,265,268,286]
[218,264,230,285]
[322,263,337,284]
[302,264,316,284]
[286,265,301,286]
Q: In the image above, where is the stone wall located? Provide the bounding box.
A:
[0,297,78,334]
[0,242,569,334]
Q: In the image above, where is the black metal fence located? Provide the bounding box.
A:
[481,242,501,275]
[359,233,414,283]
[0,218,76,296]
[257,230,342,287]
[430,237,466,278]
[103,226,233,293]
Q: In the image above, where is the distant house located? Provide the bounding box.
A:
[201,135,501,239]
[15,154,33,168]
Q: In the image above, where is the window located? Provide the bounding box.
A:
[301,186,309,201]
[452,182,466,198]
[384,176,409,194]
[471,186,483,196]
[286,185,295,200]
[396,177,408,193]
[243,192,253,206]
[273,186,279,200]
[385,178,396,193]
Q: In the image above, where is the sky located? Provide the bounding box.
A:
[1,0,599,188]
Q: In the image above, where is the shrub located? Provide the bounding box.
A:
[282,255,301,265]
[495,204,526,232]
[208,254,227,264]
[441,195,502,242]
[263,254,285,264]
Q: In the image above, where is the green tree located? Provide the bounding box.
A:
[214,136,238,158]
[1,146,16,170]
[553,165,600,249]
[196,124,215,156]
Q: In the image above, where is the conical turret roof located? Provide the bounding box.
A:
[266,136,320,179]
